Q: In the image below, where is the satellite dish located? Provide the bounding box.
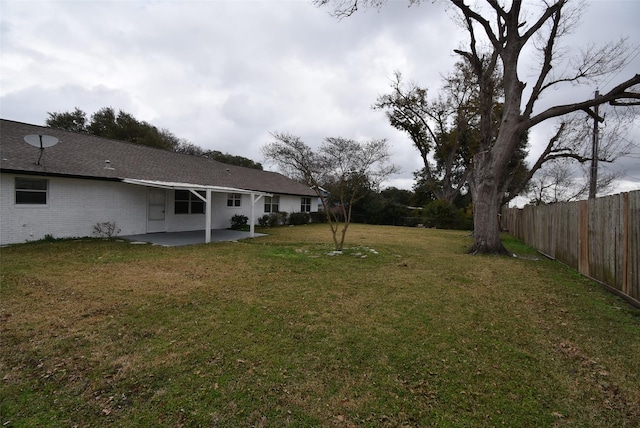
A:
[23,134,59,165]
[24,134,59,148]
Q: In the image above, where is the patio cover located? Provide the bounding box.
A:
[122,178,272,243]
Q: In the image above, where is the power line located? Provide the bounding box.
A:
[600,44,640,91]
[621,173,640,181]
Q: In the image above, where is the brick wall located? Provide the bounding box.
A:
[1,174,147,245]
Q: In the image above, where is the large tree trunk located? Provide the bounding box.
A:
[467,41,523,256]
[469,153,512,256]
[469,183,510,255]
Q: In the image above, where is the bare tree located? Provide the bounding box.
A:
[526,160,572,205]
[263,132,398,251]
[520,105,634,203]
[526,158,620,205]
[315,0,640,254]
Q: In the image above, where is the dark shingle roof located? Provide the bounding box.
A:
[0,119,315,196]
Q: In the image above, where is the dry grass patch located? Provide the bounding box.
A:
[1,224,639,427]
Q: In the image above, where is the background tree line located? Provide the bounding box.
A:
[45,107,263,170]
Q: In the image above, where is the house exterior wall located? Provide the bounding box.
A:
[164,189,206,232]
[0,176,255,244]
[152,191,317,231]
[1,173,320,245]
[1,174,148,245]
[194,193,319,227]
[163,191,240,231]
[213,192,248,229]
[276,194,318,215]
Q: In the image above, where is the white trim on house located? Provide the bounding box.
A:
[121,178,270,196]
[122,178,272,242]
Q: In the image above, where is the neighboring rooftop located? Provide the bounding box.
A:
[0,119,315,196]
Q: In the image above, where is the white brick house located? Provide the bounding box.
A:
[0,119,317,245]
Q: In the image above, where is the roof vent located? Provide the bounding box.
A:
[104,160,115,170]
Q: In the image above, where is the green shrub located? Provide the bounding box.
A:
[288,212,310,226]
[309,211,327,223]
[277,211,289,225]
[258,214,271,227]
[258,212,288,228]
[423,200,472,230]
[230,214,249,230]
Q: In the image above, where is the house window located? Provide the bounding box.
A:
[175,190,205,214]
[264,196,279,213]
[301,197,311,212]
[227,193,242,207]
[15,177,48,204]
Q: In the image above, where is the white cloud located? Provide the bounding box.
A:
[1,0,638,193]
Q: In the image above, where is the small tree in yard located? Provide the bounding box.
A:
[263,133,398,251]
[316,0,640,255]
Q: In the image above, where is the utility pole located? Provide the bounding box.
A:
[588,90,600,199]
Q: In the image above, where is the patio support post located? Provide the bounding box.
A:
[205,189,212,244]
[250,193,264,237]
[250,193,256,237]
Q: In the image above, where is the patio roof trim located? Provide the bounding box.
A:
[122,178,273,197]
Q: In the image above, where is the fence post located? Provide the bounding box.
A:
[578,200,589,276]
[622,192,630,295]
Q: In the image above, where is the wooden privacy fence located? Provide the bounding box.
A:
[501,190,639,307]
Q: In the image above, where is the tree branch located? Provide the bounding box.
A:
[522,5,562,118]
[520,0,567,44]
[450,0,499,48]
[526,74,640,129]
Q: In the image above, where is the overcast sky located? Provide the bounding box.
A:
[1,0,639,201]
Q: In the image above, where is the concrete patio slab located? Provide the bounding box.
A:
[120,229,266,247]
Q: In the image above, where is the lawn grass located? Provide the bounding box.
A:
[1,224,639,427]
